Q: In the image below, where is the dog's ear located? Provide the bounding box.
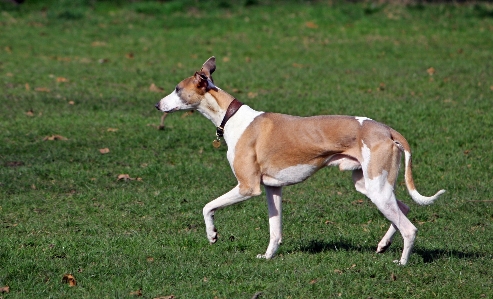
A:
[194,71,217,92]
[200,56,216,82]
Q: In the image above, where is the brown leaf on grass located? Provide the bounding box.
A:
[181,111,194,118]
[5,46,12,53]
[68,100,75,105]
[130,289,142,296]
[305,21,318,29]
[62,274,77,286]
[35,87,50,92]
[153,296,175,299]
[91,41,107,47]
[247,92,258,99]
[43,135,68,141]
[126,52,134,59]
[222,56,230,62]
[146,256,154,262]
[98,58,109,64]
[390,273,397,281]
[26,109,34,116]
[427,67,436,75]
[149,83,164,92]
[5,161,24,167]
[99,148,110,154]
[117,174,132,181]
[25,83,30,90]
[334,269,343,274]
[0,285,10,293]
[490,85,493,91]
[292,63,304,68]
[107,128,118,132]
[309,279,318,284]
[56,77,69,82]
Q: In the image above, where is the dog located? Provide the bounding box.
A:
[155,57,445,265]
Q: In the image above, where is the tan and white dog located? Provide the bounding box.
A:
[155,57,445,265]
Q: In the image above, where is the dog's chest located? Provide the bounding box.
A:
[223,106,263,167]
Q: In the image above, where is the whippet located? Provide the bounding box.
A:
[155,57,445,265]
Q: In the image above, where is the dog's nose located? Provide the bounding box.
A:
[154,103,160,110]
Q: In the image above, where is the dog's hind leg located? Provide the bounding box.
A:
[376,200,410,253]
[362,141,417,265]
[203,185,252,244]
[257,186,283,259]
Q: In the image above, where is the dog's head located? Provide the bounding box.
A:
[155,57,218,113]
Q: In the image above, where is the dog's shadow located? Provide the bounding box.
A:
[290,239,485,263]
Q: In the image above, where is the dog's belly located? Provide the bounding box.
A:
[261,164,318,187]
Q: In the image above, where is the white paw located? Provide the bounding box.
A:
[206,228,218,244]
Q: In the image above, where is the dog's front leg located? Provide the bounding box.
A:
[257,186,283,259]
[203,185,252,244]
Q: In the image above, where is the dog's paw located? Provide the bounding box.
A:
[206,228,218,244]
[393,259,407,266]
[376,241,392,253]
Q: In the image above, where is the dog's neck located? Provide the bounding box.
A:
[196,88,237,127]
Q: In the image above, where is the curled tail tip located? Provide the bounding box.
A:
[411,189,446,206]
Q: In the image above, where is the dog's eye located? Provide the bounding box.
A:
[175,86,180,93]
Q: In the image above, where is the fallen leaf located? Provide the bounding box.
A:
[0,285,10,293]
[153,296,175,299]
[305,21,318,29]
[309,279,318,284]
[149,83,164,92]
[107,128,118,132]
[325,220,335,225]
[99,148,110,154]
[56,77,69,82]
[352,199,365,205]
[5,161,24,167]
[35,87,50,92]
[334,269,343,274]
[31,184,36,190]
[247,92,258,99]
[147,256,154,262]
[26,109,34,116]
[390,273,397,281]
[117,174,135,181]
[427,67,435,75]
[222,56,230,62]
[98,58,109,64]
[292,63,304,68]
[68,100,75,105]
[6,72,13,77]
[378,82,385,91]
[43,135,68,141]
[181,111,194,118]
[5,46,12,53]
[91,41,106,47]
[130,289,142,296]
[25,83,30,90]
[62,274,77,286]
[126,52,134,59]
[490,85,493,91]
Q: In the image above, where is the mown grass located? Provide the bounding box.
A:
[1,1,493,298]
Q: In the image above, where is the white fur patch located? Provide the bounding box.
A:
[223,105,264,168]
[156,90,187,112]
[355,116,371,125]
[262,164,318,187]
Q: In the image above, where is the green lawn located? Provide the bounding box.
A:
[1,1,493,298]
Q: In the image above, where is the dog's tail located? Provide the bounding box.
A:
[391,129,446,206]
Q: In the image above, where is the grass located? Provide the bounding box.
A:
[1,0,493,298]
